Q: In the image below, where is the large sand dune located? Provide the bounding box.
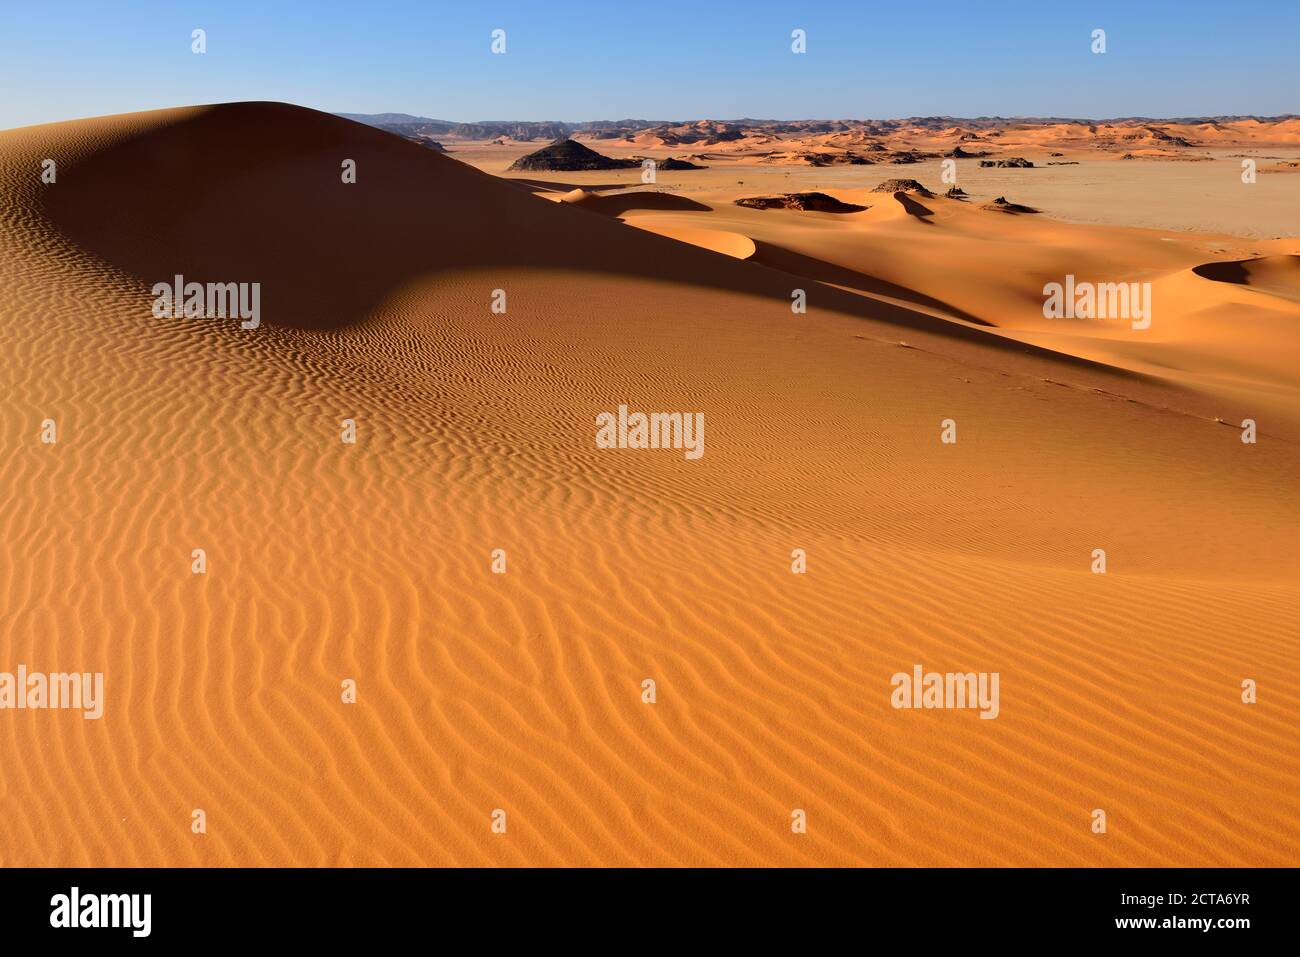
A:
[1,103,1297,865]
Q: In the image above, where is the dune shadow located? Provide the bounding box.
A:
[893,192,935,220]
[504,177,632,193]
[750,240,990,326]
[983,198,1040,214]
[34,102,1144,374]
[1192,259,1251,284]
[1191,255,1300,302]
[581,191,712,215]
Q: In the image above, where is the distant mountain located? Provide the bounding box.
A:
[339,113,570,141]
[342,112,1298,130]
[338,113,684,142]
[336,112,454,127]
[338,112,1300,151]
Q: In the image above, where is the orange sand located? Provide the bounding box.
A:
[1,103,1297,866]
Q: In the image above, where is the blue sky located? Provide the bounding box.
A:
[1,0,1295,129]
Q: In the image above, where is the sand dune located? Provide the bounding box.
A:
[1193,254,1300,301]
[2,103,1298,866]
[612,185,1300,418]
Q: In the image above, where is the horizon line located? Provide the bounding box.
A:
[6,101,1299,134]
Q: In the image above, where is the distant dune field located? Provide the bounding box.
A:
[1,103,1297,866]
[450,115,1300,238]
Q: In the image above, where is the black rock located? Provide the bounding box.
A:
[734,192,867,213]
[871,178,935,197]
[508,138,640,171]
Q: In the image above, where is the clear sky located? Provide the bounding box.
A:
[1,0,1296,130]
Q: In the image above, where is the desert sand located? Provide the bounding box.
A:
[1,103,1297,866]
[452,115,1300,238]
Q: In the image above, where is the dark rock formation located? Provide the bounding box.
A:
[734,192,867,213]
[508,138,640,171]
[650,156,707,170]
[871,178,935,197]
[813,151,875,166]
[984,196,1039,214]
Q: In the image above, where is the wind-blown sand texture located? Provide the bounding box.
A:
[2,103,1298,865]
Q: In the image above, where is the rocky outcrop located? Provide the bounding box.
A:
[652,157,707,170]
[508,138,639,171]
[983,196,1039,214]
[871,179,935,197]
[734,192,867,213]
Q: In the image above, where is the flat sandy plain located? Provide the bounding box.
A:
[1,104,1298,865]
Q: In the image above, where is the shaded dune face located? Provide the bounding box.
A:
[1193,255,1300,302]
[559,189,711,215]
[27,103,1144,359]
[40,103,696,330]
[35,103,845,332]
[747,240,990,326]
